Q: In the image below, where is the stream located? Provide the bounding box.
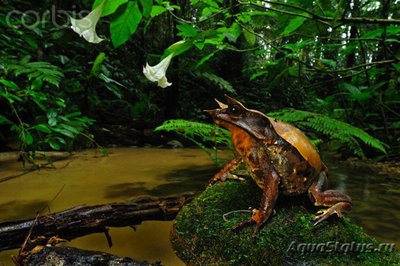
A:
[0,147,399,265]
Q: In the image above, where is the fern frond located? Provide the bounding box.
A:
[7,61,64,87]
[269,109,387,155]
[155,119,232,166]
[155,119,231,148]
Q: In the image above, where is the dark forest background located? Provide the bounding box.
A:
[0,0,399,160]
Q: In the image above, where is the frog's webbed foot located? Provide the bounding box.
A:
[313,202,352,226]
[208,156,242,186]
[232,209,272,237]
[309,172,352,226]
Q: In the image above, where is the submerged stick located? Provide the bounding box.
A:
[0,194,194,251]
[24,246,158,266]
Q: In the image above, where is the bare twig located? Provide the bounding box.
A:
[307,59,398,73]
[256,0,400,25]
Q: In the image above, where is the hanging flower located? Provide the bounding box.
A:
[70,3,105,44]
[143,53,174,88]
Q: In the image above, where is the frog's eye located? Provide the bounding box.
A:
[227,104,242,116]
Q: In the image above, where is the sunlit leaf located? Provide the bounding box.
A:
[281,16,307,36]
[93,0,128,17]
[177,24,198,37]
[151,5,167,17]
[35,124,51,134]
[163,40,193,57]
[243,28,256,46]
[110,1,143,48]
[139,0,153,17]
[49,139,61,150]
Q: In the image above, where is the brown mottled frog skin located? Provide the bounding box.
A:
[206,96,352,236]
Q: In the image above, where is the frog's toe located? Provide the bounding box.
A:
[313,202,352,226]
[313,209,330,226]
[232,218,255,232]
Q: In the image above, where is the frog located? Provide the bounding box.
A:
[205,95,352,236]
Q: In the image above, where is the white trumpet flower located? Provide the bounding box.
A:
[70,3,105,44]
[143,53,173,88]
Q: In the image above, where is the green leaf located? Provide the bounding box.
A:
[7,61,64,87]
[194,41,205,50]
[99,146,109,156]
[196,51,217,68]
[351,92,372,101]
[177,24,198,37]
[139,0,153,17]
[288,66,298,76]
[151,5,167,17]
[90,52,106,77]
[53,128,75,138]
[25,132,33,145]
[243,28,256,46]
[35,124,52,134]
[281,16,307,36]
[60,124,80,134]
[340,83,360,95]
[93,0,128,17]
[49,139,61,150]
[218,23,241,42]
[362,28,383,38]
[0,115,12,125]
[250,70,268,80]
[202,0,219,8]
[48,117,57,127]
[319,59,337,67]
[0,79,19,90]
[110,1,143,48]
[164,40,193,57]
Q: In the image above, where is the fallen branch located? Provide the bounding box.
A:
[0,194,194,251]
[22,246,159,266]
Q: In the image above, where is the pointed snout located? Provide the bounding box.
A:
[204,109,218,117]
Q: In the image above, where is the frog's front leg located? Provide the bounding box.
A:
[309,171,352,226]
[233,165,279,237]
[209,156,242,186]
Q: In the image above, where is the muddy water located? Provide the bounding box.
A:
[0,148,222,265]
[0,148,399,265]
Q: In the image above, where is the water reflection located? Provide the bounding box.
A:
[328,159,400,246]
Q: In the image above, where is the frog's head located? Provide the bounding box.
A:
[205,95,275,140]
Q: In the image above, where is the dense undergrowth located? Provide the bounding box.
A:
[0,0,399,161]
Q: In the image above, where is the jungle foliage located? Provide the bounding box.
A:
[0,0,399,159]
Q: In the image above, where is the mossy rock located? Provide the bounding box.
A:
[171,180,400,265]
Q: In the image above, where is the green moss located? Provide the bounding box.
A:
[171,180,400,265]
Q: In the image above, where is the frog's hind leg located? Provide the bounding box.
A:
[309,171,352,226]
[233,169,279,237]
[209,156,242,186]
